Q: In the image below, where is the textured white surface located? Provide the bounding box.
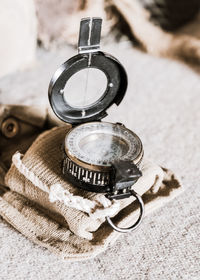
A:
[0,42,199,279]
[0,0,37,78]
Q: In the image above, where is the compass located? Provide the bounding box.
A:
[48,17,144,233]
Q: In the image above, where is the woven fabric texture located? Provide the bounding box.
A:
[0,41,199,277]
[0,124,182,260]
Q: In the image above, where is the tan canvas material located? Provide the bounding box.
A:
[0,105,183,260]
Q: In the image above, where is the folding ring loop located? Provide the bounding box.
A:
[106,190,144,233]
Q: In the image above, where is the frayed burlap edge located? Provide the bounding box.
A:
[0,168,183,261]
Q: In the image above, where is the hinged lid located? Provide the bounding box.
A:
[48,17,128,124]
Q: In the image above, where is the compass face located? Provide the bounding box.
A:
[65,122,143,167]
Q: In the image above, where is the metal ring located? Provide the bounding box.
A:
[106,190,145,233]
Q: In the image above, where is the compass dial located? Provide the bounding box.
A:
[65,122,143,167]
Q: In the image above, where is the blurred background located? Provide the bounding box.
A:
[0,1,200,279]
[0,0,200,79]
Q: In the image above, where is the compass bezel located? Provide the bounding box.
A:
[64,122,143,172]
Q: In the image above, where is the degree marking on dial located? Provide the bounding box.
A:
[93,173,96,184]
[78,168,81,180]
[65,122,142,166]
[67,158,70,170]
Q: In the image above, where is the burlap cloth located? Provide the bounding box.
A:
[0,105,183,260]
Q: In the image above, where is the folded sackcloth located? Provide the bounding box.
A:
[0,124,183,260]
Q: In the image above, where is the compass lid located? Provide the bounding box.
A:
[48,17,128,125]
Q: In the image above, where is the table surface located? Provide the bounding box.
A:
[0,41,199,280]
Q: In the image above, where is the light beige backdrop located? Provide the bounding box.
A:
[0,42,199,279]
